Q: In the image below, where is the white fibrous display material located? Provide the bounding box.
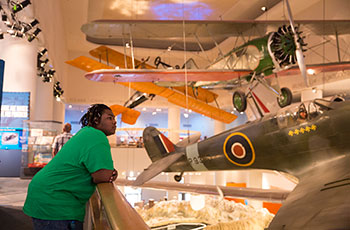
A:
[136,196,274,230]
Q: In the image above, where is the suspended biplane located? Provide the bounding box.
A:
[66,46,237,124]
[81,0,350,118]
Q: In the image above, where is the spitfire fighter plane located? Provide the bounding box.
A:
[134,97,350,229]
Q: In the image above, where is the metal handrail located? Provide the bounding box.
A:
[94,183,150,230]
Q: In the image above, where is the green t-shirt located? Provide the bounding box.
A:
[23,126,114,221]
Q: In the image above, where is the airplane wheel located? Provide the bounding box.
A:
[174,175,182,182]
[233,91,247,112]
[277,87,293,108]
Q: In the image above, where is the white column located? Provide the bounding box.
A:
[168,107,180,143]
[0,37,63,123]
[167,173,179,200]
[247,170,263,208]
[53,100,65,122]
[33,77,53,120]
[215,171,226,186]
[0,38,37,119]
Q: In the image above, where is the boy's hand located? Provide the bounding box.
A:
[109,169,118,182]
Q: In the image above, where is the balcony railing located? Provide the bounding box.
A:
[87,183,150,230]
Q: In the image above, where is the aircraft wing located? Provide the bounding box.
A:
[65,56,111,72]
[85,61,350,83]
[268,156,350,229]
[277,61,350,77]
[66,56,237,124]
[89,45,155,69]
[81,20,350,51]
[85,68,250,82]
[114,178,290,202]
[117,82,237,124]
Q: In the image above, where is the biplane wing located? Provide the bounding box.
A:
[66,56,237,124]
[81,20,350,51]
[89,45,154,69]
[85,68,250,83]
[85,61,350,83]
[86,46,220,103]
[277,61,350,77]
[66,56,111,72]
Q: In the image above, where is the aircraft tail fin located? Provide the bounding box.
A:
[133,127,184,186]
[142,126,178,162]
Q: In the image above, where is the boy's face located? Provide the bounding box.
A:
[95,109,117,136]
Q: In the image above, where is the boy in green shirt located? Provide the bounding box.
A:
[23,104,118,230]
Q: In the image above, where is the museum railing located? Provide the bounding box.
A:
[88,183,150,230]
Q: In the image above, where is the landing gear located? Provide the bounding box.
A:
[233,91,247,112]
[277,87,293,108]
[174,171,184,182]
[154,56,173,69]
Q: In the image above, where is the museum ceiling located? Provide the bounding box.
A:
[31,0,350,109]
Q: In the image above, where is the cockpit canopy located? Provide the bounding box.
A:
[276,100,325,128]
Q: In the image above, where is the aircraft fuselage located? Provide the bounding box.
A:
[169,101,350,178]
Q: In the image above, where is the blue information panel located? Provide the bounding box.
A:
[1,92,30,127]
[0,127,27,150]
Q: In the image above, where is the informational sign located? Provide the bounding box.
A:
[0,128,27,150]
[0,60,4,112]
[0,92,30,127]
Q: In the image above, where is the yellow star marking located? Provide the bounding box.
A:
[294,129,300,135]
[311,125,317,131]
[305,126,311,132]
[288,130,294,136]
[300,127,305,134]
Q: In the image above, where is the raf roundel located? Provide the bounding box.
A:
[223,132,255,166]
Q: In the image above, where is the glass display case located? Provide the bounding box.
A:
[20,120,61,178]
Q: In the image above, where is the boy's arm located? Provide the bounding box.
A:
[91,169,118,184]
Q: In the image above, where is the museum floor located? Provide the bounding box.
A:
[0,177,32,230]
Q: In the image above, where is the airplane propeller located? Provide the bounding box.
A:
[285,0,309,87]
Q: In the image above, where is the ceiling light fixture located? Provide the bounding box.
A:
[22,19,39,33]
[12,0,31,14]
[42,74,52,82]
[53,81,64,99]
[307,69,316,75]
[37,58,48,68]
[47,69,55,76]
[27,27,41,42]
[37,48,47,58]
[29,19,39,27]
[261,6,267,12]
[1,14,7,22]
